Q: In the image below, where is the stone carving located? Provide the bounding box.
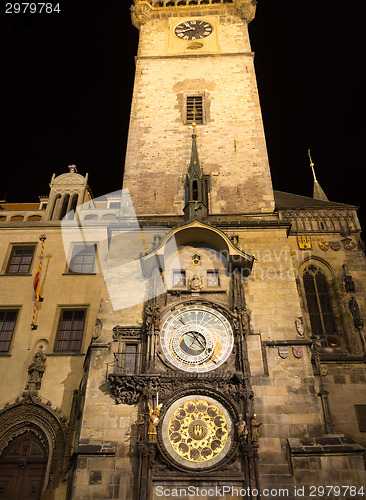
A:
[147,403,162,443]
[229,234,239,246]
[348,297,364,329]
[112,326,144,339]
[144,305,161,330]
[295,316,305,336]
[0,391,68,488]
[341,236,357,251]
[27,345,47,391]
[92,318,102,340]
[250,414,262,443]
[240,307,250,331]
[189,274,203,292]
[231,306,251,333]
[342,264,356,293]
[231,307,239,330]
[108,375,146,405]
[153,306,161,330]
[108,372,251,406]
[152,234,163,249]
[145,305,153,329]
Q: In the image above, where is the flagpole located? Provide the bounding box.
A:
[31,235,47,331]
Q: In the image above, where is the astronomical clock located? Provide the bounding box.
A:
[159,304,233,373]
[108,218,257,497]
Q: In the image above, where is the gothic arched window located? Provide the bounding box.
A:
[302,264,337,340]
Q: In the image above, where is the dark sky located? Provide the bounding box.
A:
[1,0,365,229]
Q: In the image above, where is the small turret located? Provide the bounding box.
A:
[183,123,208,222]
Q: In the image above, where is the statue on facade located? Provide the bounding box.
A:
[135,413,146,442]
[241,307,251,331]
[147,402,162,443]
[27,345,47,391]
[153,306,161,331]
[250,414,262,443]
[236,414,248,443]
[349,297,364,329]
[145,305,153,329]
[231,306,239,330]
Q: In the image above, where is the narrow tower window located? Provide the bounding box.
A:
[192,180,198,200]
[186,96,203,124]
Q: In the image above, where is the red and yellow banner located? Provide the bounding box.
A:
[31,235,46,330]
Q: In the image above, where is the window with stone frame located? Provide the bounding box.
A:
[0,310,18,352]
[124,343,139,373]
[302,265,337,342]
[68,244,96,274]
[110,328,143,375]
[6,246,35,274]
[186,95,203,124]
[207,270,220,287]
[173,270,186,287]
[54,308,86,353]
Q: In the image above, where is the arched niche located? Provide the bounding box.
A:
[140,220,253,278]
[0,393,68,495]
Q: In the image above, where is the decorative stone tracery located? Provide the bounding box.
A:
[0,392,69,491]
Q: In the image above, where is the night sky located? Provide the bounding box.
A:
[1,0,365,229]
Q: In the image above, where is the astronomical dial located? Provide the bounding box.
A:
[161,395,234,470]
[160,305,233,372]
[174,20,213,40]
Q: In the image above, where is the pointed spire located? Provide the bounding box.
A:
[188,122,201,176]
[183,122,208,222]
[308,149,328,201]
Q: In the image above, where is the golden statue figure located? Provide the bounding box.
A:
[147,402,163,443]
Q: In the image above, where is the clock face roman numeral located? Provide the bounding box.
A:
[174,20,213,40]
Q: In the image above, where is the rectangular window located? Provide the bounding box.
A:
[207,271,220,287]
[6,246,35,274]
[355,405,366,432]
[173,270,186,287]
[54,309,86,353]
[186,96,203,124]
[124,343,138,373]
[69,244,96,274]
[0,310,18,352]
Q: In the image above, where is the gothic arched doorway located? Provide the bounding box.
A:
[0,431,47,499]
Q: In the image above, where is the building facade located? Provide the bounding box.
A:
[0,1,365,499]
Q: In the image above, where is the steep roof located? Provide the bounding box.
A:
[274,190,357,210]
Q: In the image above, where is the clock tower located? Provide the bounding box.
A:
[70,2,366,499]
[124,0,275,216]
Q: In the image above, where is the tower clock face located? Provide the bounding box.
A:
[160,305,233,372]
[174,20,213,40]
